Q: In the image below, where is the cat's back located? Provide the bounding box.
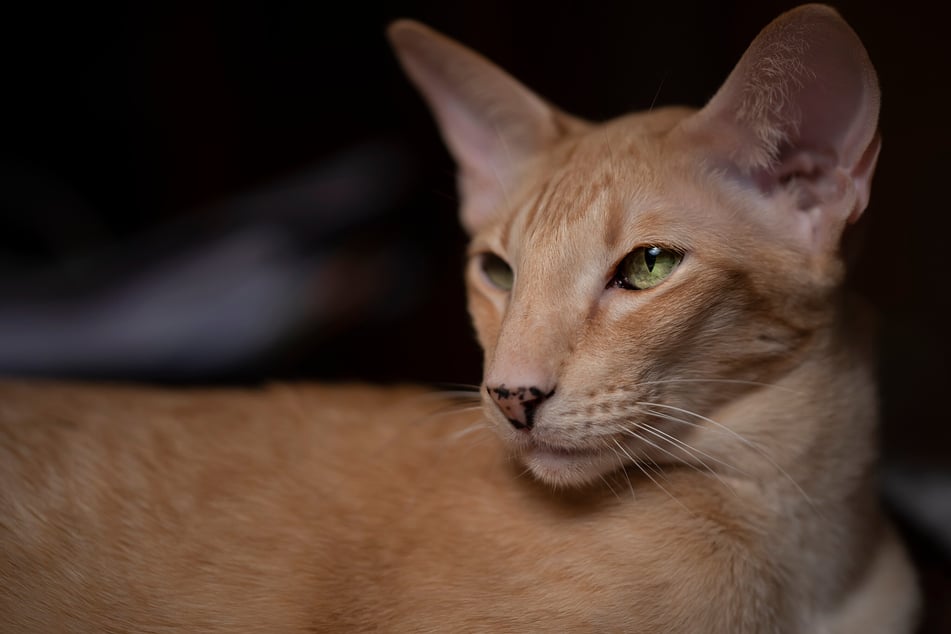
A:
[0,379,500,523]
[0,381,499,632]
[0,380,457,503]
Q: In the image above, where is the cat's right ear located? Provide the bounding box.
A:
[388,21,565,234]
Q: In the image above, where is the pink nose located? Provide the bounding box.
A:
[486,385,555,430]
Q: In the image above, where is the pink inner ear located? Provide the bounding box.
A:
[760,17,879,228]
[694,6,879,170]
[686,6,880,245]
[752,148,838,205]
[781,28,879,174]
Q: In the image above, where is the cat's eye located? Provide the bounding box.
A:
[479,253,514,291]
[611,246,682,290]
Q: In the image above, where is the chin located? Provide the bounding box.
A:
[521,443,621,488]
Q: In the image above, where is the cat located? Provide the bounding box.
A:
[0,4,920,632]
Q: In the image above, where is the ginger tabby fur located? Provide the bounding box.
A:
[0,5,920,632]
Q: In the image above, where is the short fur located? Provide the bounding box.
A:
[0,5,919,632]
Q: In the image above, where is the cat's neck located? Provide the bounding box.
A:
[700,292,879,501]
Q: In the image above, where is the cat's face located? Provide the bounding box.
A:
[464,111,835,486]
[391,5,880,487]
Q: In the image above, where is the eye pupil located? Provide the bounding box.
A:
[611,246,682,291]
[644,246,660,272]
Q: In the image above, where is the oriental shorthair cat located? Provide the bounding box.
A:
[0,5,919,632]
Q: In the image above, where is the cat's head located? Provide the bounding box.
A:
[390,5,880,487]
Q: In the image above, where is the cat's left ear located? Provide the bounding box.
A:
[683,5,880,251]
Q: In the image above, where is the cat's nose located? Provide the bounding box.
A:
[486,384,555,430]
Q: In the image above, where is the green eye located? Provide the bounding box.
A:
[480,253,514,290]
[613,246,682,290]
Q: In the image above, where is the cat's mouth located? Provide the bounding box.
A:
[525,441,597,460]
[516,439,618,487]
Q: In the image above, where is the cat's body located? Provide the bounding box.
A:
[0,5,920,632]
[0,374,916,632]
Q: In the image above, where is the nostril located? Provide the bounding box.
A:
[486,384,555,430]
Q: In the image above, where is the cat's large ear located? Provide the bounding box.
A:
[684,4,880,251]
[388,21,568,234]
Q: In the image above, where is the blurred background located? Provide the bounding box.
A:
[1,1,947,629]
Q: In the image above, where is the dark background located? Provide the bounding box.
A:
[1,1,948,629]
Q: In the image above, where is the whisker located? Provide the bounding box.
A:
[514,464,534,481]
[440,405,485,415]
[447,422,487,442]
[642,407,725,436]
[637,411,754,477]
[648,73,667,113]
[415,390,482,403]
[633,442,670,484]
[404,390,482,424]
[618,429,676,482]
[599,438,637,502]
[629,424,742,497]
[611,438,694,516]
[638,402,766,453]
[597,471,623,502]
[637,401,820,514]
[620,466,637,502]
[414,403,484,425]
[633,378,802,395]
[431,382,482,393]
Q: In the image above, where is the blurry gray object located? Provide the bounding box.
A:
[884,463,951,558]
[0,141,421,379]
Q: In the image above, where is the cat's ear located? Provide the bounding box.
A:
[684,5,880,250]
[388,20,566,234]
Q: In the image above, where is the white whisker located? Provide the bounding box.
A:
[433,382,483,392]
[597,472,623,502]
[414,390,481,403]
[514,464,534,481]
[637,411,754,477]
[633,378,800,395]
[634,444,670,484]
[414,403,483,425]
[648,74,667,113]
[599,438,637,502]
[630,423,742,497]
[447,423,487,442]
[611,437,693,516]
[642,407,725,437]
[636,401,819,514]
[443,405,485,415]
